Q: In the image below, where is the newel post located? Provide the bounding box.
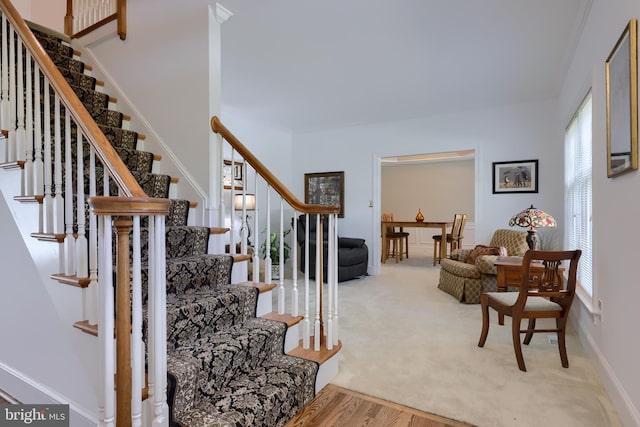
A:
[115,216,133,427]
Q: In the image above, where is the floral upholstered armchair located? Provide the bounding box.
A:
[437,229,529,304]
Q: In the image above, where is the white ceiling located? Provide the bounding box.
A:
[219,0,590,132]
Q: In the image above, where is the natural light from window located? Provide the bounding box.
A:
[564,92,593,299]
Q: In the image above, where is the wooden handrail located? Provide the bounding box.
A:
[211,116,340,215]
[1,0,141,196]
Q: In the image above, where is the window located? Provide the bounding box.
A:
[564,92,593,298]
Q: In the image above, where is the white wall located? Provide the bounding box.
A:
[81,0,214,195]
[292,97,564,270]
[221,110,296,256]
[29,0,64,33]
[381,159,475,222]
[560,1,640,425]
[0,174,97,424]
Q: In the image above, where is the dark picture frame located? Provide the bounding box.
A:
[304,171,345,217]
[605,18,638,178]
[223,160,243,190]
[492,160,538,194]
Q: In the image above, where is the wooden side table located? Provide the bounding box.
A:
[494,256,563,292]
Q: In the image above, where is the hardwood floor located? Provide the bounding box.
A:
[285,384,475,427]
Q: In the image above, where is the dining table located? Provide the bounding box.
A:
[381,220,453,264]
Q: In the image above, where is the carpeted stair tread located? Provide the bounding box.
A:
[99,126,139,150]
[166,226,210,257]
[164,285,257,348]
[169,352,318,427]
[58,68,97,91]
[163,255,237,297]
[166,199,191,227]
[169,317,284,393]
[33,30,73,57]
[47,51,84,74]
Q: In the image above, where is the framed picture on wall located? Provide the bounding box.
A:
[304,171,344,217]
[492,159,538,194]
[223,160,243,190]
[605,18,638,178]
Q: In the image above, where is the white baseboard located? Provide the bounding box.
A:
[571,316,640,427]
[0,362,97,427]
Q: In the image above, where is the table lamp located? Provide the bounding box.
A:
[509,204,556,250]
[234,193,256,245]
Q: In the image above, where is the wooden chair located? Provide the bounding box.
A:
[432,213,466,266]
[381,213,409,263]
[477,249,582,371]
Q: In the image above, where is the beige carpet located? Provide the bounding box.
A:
[279,249,622,427]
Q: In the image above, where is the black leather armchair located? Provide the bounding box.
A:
[294,214,368,282]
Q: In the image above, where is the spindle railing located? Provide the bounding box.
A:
[0,1,166,426]
[211,116,341,352]
[65,0,126,40]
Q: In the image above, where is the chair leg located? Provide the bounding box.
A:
[523,318,536,345]
[478,295,490,347]
[512,315,527,371]
[433,239,438,266]
[498,313,505,325]
[557,317,569,368]
[405,235,409,259]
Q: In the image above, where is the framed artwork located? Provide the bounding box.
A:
[492,160,538,194]
[304,171,344,217]
[223,160,243,190]
[605,18,638,178]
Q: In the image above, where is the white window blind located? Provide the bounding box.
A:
[564,92,593,297]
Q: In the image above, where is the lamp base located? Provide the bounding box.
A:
[526,229,538,251]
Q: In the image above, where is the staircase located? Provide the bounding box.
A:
[0,2,342,426]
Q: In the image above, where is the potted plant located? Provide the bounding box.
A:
[259,229,291,279]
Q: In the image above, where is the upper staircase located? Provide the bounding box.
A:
[0,1,343,426]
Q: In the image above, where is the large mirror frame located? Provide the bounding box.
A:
[606,18,638,178]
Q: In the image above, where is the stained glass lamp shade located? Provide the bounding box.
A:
[509,204,557,250]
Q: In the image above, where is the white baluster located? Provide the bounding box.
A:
[64,109,75,276]
[99,215,115,427]
[43,81,54,233]
[24,52,33,196]
[291,210,299,317]
[264,189,272,284]
[33,64,43,197]
[76,131,87,278]
[16,39,25,187]
[326,214,334,350]
[314,214,321,351]
[278,200,285,314]
[7,27,15,162]
[146,217,156,417]
[303,214,310,349]
[131,216,143,427]
[88,149,98,325]
[1,15,9,135]
[53,96,64,235]
[252,181,260,283]
[152,215,168,426]
[333,214,340,346]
